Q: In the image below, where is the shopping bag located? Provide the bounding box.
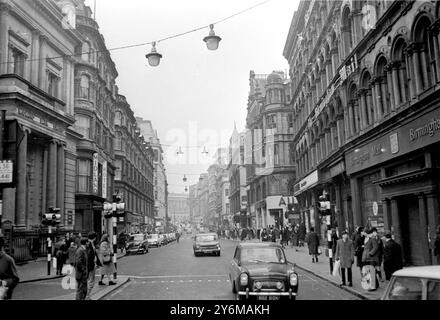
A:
[332,260,341,277]
[361,265,377,291]
[318,248,322,255]
[0,284,8,300]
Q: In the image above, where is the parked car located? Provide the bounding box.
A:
[125,234,149,255]
[158,234,166,246]
[381,266,440,300]
[193,233,221,256]
[229,242,298,300]
[147,234,162,247]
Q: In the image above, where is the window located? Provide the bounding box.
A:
[225,189,229,197]
[95,122,101,146]
[82,42,91,62]
[77,159,91,192]
[288,114,294,128]
[427,281,440,300]
[115,111,122,126]
[387,277,423,300]
[74,114,91,139]
[47,72,59,98]
[115,160,122,180]
[266,114,277,129]
[114,132,122,151]
[79,75,90,99]
[10,48,25,77]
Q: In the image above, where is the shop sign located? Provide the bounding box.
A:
[346,108,440,175]
[372,202,378,216]
[0,160,13,184]
[294,170,319,196]
[266,196,294,210]
[102,161,107,199]
[92,153,99,193]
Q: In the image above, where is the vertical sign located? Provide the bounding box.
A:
[102,161,107,199]
[93,153,99,194]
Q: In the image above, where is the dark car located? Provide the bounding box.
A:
[126,234,149,255]
[229,242,298,300]
[193,233,221,256]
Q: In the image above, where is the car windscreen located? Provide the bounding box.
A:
[196,235,217,242]
[132,235,144,241]
[148,234,158,239]
[240,247,286,264]
[387,277,424,300]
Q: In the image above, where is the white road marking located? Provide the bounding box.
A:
[123,274,227,279]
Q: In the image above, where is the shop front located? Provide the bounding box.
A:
[345,105,440,266]
[294,170,320,234]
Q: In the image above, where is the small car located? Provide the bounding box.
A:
[193,233,221,256]
[147,234,162,247]
[125,234,149,255]
[381,266,440,300]
[229,242,298,300]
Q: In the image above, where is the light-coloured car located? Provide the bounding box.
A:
[193,233,221,256]
[147,234,161,247]
[381,266,440,300]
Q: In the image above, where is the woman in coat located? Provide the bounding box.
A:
[306,227,320,263]
[98,234,116,286]
[353,226,366,276]
[335,231,355,286]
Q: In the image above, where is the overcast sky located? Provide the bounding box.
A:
[84,0,300,193]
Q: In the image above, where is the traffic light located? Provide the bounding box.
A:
[42,207,61,226]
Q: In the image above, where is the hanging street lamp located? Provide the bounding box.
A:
[183,175,187,183]
[146,41,162,67]
[203,24,222,51]
[202,146,209,156]
[176,146,184,156]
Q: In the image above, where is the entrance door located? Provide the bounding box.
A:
[398,196,424,266]
[94,210,102,236]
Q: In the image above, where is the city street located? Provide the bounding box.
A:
[102,236,359,300]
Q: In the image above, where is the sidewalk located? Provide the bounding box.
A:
[284,246,386,300]
[16,252,126,283]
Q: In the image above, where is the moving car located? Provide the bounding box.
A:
[147,234,162,247]
[193,233,221,256]
[125,233,149,255]
[381,266,440,300]
[229,242,298,300]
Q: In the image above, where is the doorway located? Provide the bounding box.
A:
[93,210,102,236]
[398,195,424,266]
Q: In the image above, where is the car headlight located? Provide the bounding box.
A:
[240,273,248,286]
[217,244,221,249]
[196,245,200,249]
[289,273,298,286]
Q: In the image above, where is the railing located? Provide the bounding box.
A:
[7,229,88,264]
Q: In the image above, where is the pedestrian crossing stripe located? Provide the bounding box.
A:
[130,279,231,284]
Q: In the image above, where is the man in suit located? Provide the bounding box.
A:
[383,231,403,281]
[335,231,354,287]
[75,238,88,300]
[85,232,100,300]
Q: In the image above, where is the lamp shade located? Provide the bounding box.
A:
[203,24,221,51]
[146,42,162,67]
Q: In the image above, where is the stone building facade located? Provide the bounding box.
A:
[245,71,296,230]
[284,0,440,266]
[0,0,81,231]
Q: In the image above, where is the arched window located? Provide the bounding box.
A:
[341,6,354,57]
[412,15,436,91]
[82,42,91,62]
[360,71,374,127]
[348,83,360,135]
[374,56,391,117]
[391,38,410,106]
[80,74,90,99]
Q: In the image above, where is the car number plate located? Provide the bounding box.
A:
[258,296,280,301]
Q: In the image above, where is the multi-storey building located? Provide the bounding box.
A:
[284,0,440,266]
[245,71,296,230]
[215,166,230,230]
[168,193,190,226]
[0,0,82,232]
[113,95,155,234]
[228,126,248,228]
[191,173,208,228]
[137,117,167,223]
[72,0,118,235]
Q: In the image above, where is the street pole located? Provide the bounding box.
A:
[112,215,117,280]
[47,225,52,276]
[0,110,5,236]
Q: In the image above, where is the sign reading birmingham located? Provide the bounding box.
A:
[409,117,440,142]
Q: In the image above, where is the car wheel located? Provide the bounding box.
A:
[217,252,221,257]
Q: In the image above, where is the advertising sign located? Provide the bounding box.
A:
[92,153,99,194]
[102,161,107,199]
[294,171,319,196]
[0,160,13,184]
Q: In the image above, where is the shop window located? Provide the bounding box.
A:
[385,156,425,177]
[359,172,383,222]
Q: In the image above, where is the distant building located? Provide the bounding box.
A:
[168,193,190,226]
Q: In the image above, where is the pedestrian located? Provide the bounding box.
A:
[56,240,68,275]
[241,228,247,241]
[176,232,180,243]
[353,226,366,276]
[383,231,403,281]
[363,228,381,290]
[261,228,269,242]
[86,232,101,299]
[305,227,320,263]
[274,226,280,244]
[98,234,116,286]
[298,223,306,247]
[434,226,440,265]
[68,241,77,266]
[118,232,126,254]
[291,225,298,249]
[280,227,288,248]
[0,236,19,300]
[335,231,354,287]
[74,238,88,300]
